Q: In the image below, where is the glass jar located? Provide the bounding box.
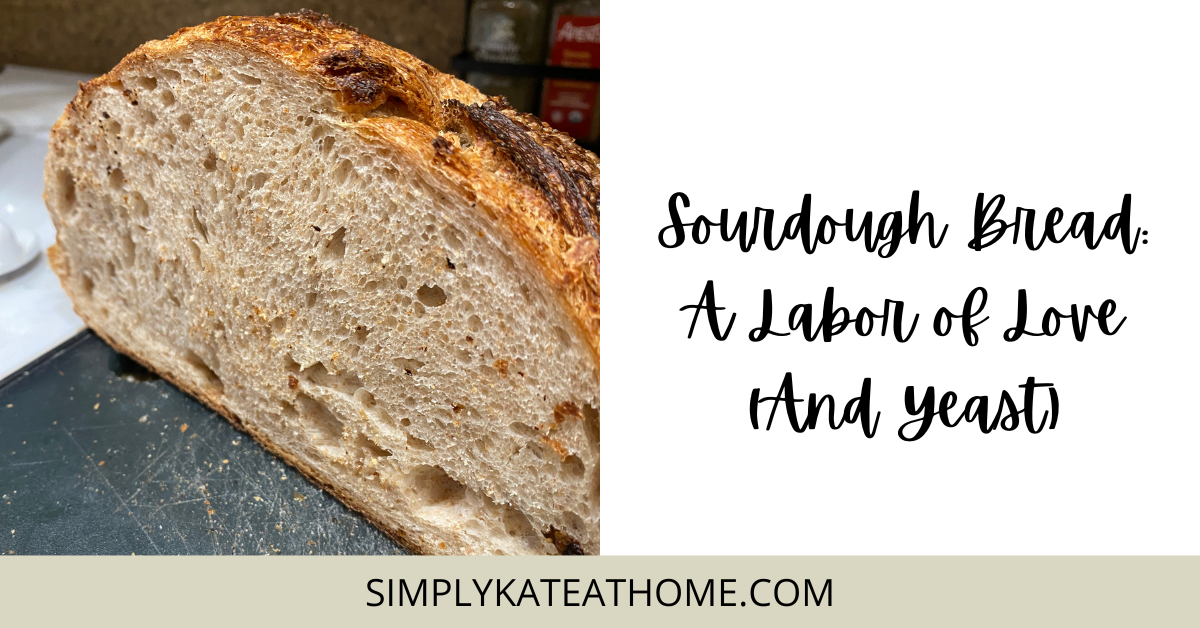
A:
[466,0,548,112]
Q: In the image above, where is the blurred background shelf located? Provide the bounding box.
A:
[450,53,600,82]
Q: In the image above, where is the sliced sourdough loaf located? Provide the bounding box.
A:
[42,10,599,555]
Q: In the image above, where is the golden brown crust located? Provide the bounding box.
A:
[97,9,599,356]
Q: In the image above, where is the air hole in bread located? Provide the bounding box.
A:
[353,325,369,344]
[408,465,463,505]
[160,69,180,83]
[561,454,585,479]
[322,226,347,261]
[416,284,447,307]
[81,273,94,296]
[55,168,77,213]
[509,422,537,439]
[136,76,157,91]
[319,135,334,156]
[406,433,434,451]
[394,357,424,375]
[590,464,599,504]
[140,108,157,125]
[129,190,148,219]
[202,150,217,171]
[355,388,377,408]
[363,280,379,291]
[553,325,572,347]
[356,434,390,458]
[108,167,124,188]
[184,350,224,395]
[367,96,417,120]
[283,354,301,373]
[269,317,286,336]
[232,71,262,85]
[178,113,192,131]
[305,292,318,307]
[188,239,202,264]
[248,172,269,190]
[160,90,175,107]
[120,231,135,266]
[332,159,353,185]
[442,226,464,251]
[300,361,335,387]
[295,391,344,444]
[411,302,425,318]
[583,404,599,451]
[191,207,208,242]
[563,512,585,537]
[104,118,121,143]
[467,314,483,332]
[501,505,536,538]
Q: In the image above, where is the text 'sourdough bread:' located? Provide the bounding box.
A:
[43,10,599,555]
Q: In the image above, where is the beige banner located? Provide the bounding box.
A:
[0,556,1195,626]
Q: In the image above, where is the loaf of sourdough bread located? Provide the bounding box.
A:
[42,10,599,555]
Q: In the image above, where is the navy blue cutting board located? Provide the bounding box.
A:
[0,331,405,555]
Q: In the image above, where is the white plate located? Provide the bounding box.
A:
[0,225,39,278]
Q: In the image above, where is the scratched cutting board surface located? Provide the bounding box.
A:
[0,331,406,555]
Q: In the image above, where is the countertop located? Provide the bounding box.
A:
[0,65,92,380]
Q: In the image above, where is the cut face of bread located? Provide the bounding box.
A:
[42,12,599,554]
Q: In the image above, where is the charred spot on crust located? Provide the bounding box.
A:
[316,46,395,111]
[453,99,599,241]
[334,73,386,109]
[432,135,454,156]
[544,527,586,555]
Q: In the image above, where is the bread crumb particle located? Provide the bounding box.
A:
[138,415,148,423]
[93,403,100,410]
[180,423,188,433]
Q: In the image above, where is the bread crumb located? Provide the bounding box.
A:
[293,493,306,501]
[98,461,105,466]
[93,403,100,410]
[139,415,148,423]
[180,424,188,433]
[253,496,262,501]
